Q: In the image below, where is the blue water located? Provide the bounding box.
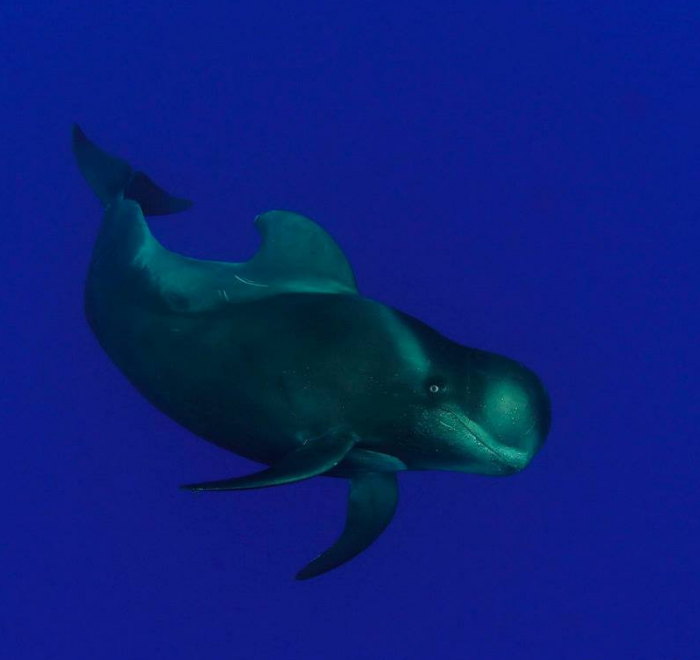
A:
[1,2,697,658]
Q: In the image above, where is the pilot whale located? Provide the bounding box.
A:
[73,125,551,579]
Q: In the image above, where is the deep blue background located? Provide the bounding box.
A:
[1,1,698,658]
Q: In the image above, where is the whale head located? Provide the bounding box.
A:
[396,315,551,476]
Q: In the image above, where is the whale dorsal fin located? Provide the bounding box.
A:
[239,210,359,296]
[94,205,359,314]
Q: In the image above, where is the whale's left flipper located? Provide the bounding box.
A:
[296,472,399,580]
[181,431,358,491]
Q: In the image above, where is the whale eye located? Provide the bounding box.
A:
[426,378,448,395]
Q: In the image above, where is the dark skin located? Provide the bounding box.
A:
[75,125,551,579]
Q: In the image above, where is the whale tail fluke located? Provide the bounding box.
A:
[72,124,192,216]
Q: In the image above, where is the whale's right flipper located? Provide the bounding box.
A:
[296,472,399,580]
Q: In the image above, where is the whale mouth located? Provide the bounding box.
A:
[438,406,529,474]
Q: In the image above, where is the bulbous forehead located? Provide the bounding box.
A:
[481,377,537,435]
[484,378,531,414]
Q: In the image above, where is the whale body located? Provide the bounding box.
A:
[74,126,551,579]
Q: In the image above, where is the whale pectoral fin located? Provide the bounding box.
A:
[180,431,357,492]
[295,472,399,580]
[330,448,407,476]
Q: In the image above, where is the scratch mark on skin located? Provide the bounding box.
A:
[235,274,269,288]
[438,419,458,432]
